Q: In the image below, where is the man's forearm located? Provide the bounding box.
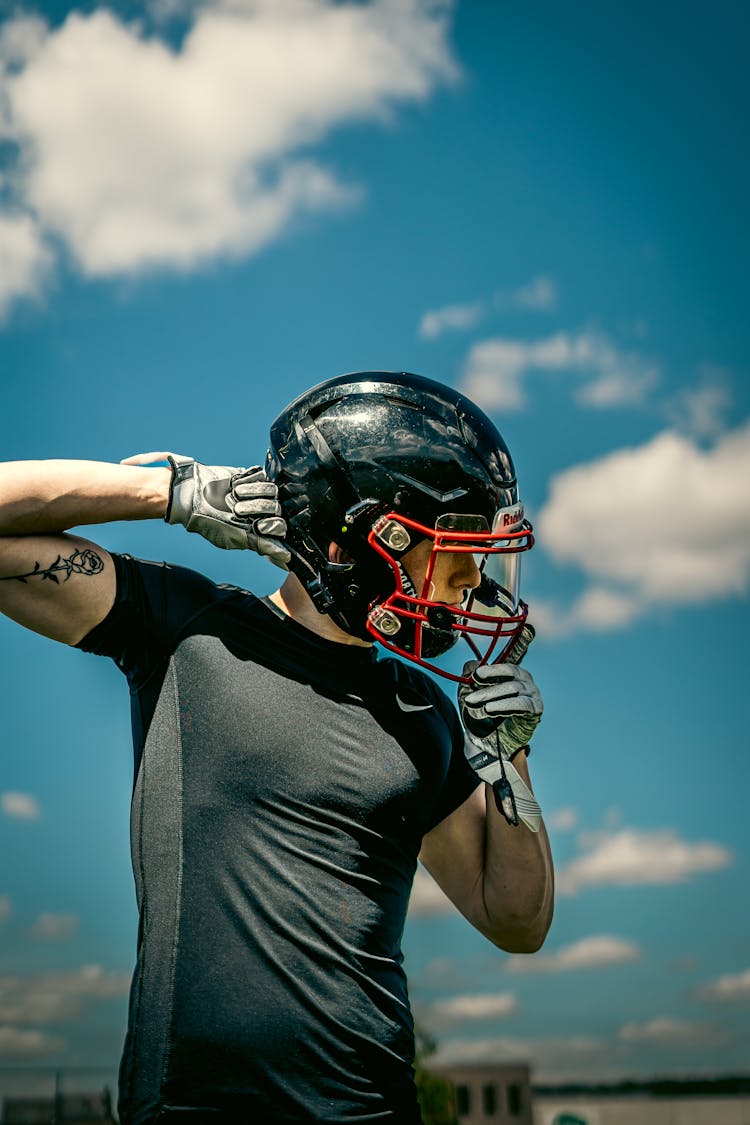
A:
[482,757,554,953]
[0,460,171,535]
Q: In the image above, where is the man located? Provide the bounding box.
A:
[0,371,553,1124]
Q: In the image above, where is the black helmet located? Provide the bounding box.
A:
[266,371,533,682]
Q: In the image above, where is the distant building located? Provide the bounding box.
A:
[1,1089,115,1125]
[422,1066,750,1125]
[533,1091,750,1125]
[426,1060,534,1124]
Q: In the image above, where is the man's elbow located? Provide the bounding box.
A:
[501,927,549,955]
[481,904,554,954]
[488,926,548,955]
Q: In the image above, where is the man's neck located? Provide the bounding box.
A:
[268,574,373,648]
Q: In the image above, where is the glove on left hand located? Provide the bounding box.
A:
[458,626,543,831]
[460,663,543,758]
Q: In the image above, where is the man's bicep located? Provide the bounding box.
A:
[0,533,116,646]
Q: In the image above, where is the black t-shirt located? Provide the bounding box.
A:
[78,554,479,1125]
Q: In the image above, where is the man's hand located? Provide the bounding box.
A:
[459,663,543,758]
[227,466,291,568]
[121,453,291,568]
[457,627,543,831]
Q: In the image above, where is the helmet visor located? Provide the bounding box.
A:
[433,509,525,618]
[472,552,522,618]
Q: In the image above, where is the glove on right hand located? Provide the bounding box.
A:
[122,452,290,567]
[227,466,291,569]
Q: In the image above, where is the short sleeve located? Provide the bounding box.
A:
[425,686,481,831]
[75,553,222,689]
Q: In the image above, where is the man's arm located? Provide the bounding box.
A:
[418,763,554,953]
[418,648,553,953]
[0,460,170,645]
[0,456,289,646]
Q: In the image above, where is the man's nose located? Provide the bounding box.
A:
[451,553,482,591]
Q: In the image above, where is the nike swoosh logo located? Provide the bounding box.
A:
[396,694,433,713]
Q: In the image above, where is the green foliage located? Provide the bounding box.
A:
[413,1025,457,1125]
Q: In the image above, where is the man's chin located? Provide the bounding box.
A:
[418,625,459,659]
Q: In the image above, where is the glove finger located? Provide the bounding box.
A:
[484,695,541,717]
[255,517,287,536]
[232,465,266,484]
[463,695,535,721]
[232,481,278,500]
[233,498,281,518]
[462,681,524,707]
[472,662,532,685]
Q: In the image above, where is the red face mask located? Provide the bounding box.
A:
[365,504,534,684]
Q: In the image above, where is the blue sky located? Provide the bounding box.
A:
[0,0,748,1090]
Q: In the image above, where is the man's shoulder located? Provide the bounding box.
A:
[114,552,256,599]
[107,552,268,638]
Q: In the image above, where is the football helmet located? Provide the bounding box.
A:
[266,371,533,683]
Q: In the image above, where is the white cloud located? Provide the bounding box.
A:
[409,865,459,917]
[0,216,53,318]
[0,15,47,71]
[1,791,41,821]
[0,965,131,1025]
[695,967,750,1003]
[511,274,557,310]
[430,992,517,1025]
[459,329,658,412]
[419,301,484,340]
[506,934,640,973]
[530,586,644,639]
[30,912,79,940]
[667,367,733,439]
[460,338,546,411]
[547,806,578,832]
[0,1026,65,1059]
[146,0,206,23]
[534,420,750,636]
[0,896,11,924]
[619,1017,728,1047]
[430,1034,610,1080]
[419,276,557,339]
[0,0,457,308]
[557,829,733,896]
[431,1021,736,1082]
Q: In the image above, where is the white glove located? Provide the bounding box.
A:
[460,663,543,758]
[121,452,291,568]
[457,625,543,831]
